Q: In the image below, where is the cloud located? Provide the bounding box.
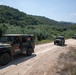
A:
[0,1,3,5]
[71,13,76,16]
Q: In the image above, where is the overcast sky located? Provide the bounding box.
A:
[0,0,76,23]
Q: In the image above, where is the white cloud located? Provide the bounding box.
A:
[0,1,3,5]
[71,13,76,16]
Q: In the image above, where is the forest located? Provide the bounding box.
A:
[0,5,76,43]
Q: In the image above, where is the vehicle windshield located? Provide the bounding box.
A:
[56,37,63,39]
[74,34,76,36]
[0,36,13,43]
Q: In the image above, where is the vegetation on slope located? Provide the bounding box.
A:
[0,5,76,43]
[0,5,73,26]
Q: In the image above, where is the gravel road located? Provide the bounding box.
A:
[0,39,75,75]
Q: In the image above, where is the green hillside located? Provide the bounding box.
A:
[0,5,73,27]
[33,16,73,26]
[0,5,40,27]
[0,5,76,44]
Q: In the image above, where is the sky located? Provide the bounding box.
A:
[0,0,76,23]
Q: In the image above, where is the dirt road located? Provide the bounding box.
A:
[0,39,75,75]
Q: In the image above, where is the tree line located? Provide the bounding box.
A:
[0,5,76,43]
[0,23,76,43]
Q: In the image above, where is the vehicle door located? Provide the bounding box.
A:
[12,36,21,54]
[21,36,27,52]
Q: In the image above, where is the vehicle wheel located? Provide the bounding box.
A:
[61,43,63,46]
[54,42,56,45]
[59,42,62,46]
[0,53,11,65]
[26,48,32,56]
[62,42,65,45]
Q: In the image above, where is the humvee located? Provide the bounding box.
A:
[72,34,76,39]
[0,34,35,65]
[54,36,65,46]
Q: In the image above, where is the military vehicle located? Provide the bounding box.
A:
[54,36,65,46]
[72,34,76,39]
[0,34,35,65]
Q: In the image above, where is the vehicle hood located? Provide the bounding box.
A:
[55,39,61,41]
[73,36,76,37]
[0,43,11,48]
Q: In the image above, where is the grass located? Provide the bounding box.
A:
[35,39,52,45]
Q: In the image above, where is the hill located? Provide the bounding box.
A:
[0,5,73,27]
[33,16,73,26]
[0,5,40,27]
[0,5,76,43]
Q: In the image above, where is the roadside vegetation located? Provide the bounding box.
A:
[56,46,76,75]
[0,24,76,44]
[0,5,76,44]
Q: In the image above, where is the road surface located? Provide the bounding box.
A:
[0,39,76,75]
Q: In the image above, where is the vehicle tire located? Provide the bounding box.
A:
[26,48,32,56]
[61,42,63,45]
[54,42,56,45]
[63,42,65,45]
[0,53,11,65]
[59,42,62,46]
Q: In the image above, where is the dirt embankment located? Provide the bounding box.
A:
[0,39,76,75]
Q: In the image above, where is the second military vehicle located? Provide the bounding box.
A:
[54,36,65,46]
[72,34,76,39]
